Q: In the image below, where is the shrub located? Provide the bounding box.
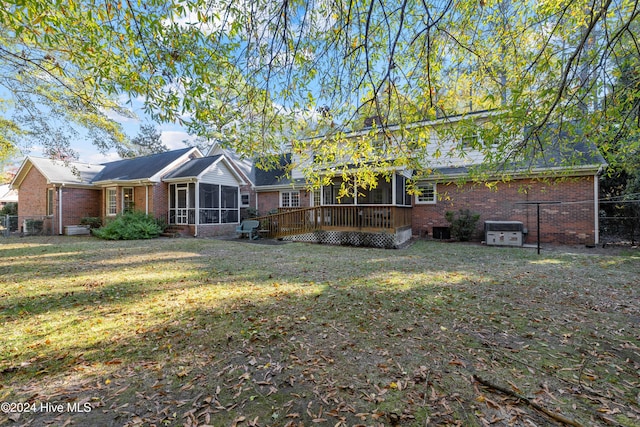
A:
[0,202,17,216]
[154,216,168,232]
[246,207,259,218]
[92,211,163,240]
[445,209,481,241]
[80,216,102,229]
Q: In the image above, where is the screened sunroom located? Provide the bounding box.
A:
[163,155,246,232]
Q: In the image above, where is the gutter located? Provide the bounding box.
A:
[414,164,605,182]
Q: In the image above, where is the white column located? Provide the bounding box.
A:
[594,174,600,245]
[58,186,63,235]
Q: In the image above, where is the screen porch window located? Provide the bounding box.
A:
[170,183,239,225]
[106,188,117,215]
[221,185,239,223]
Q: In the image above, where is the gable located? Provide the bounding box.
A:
[200,159,241,186]
[207,142,255,185]
[12,157,104,189]
[163,155,246,186]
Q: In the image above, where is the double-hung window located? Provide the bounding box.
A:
[415,183,436,204]
[280,191,300,208]
[122,187,134,212]
[106,188,117,215]
[46,188,55,216]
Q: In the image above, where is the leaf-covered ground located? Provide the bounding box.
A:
[0,237,638,427]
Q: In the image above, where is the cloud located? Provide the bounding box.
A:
[161,130,198,150]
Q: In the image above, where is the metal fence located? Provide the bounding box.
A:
[1,215,54,237]
[599,200,640,245]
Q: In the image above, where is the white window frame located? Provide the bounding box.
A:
[106,187,117,216]
[415,183,436,204]
[240,192,250,207]
[280,190,300,208]
[46,188,55,216]
[460,131,479,149]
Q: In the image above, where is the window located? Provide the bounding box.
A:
[323,180,354,205]
[106,188,117,215]
[122,187,134,212]
[221,185,239,223]
[241,193,250,207]
[396,174,411,206]
[199,183,219,224]
[46,188,55,216]
[357,179,392,205]
[415,183,436,204]
[280,190,300,208]
[460,131,479,149]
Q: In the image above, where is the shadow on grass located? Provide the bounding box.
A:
[1,238,639,427]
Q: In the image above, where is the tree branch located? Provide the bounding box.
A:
[473,374,585,427]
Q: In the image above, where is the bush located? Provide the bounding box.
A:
[92,211,163,240]
[245,207,259,218]
[445,209,481,241]
[80,216,102,229]
[0,202,17,216]
[154,215,168,232]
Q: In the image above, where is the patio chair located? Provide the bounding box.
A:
[236,220,260,239]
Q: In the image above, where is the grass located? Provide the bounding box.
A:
[0,236,639,426]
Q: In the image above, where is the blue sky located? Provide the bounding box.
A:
[13,101,198,166]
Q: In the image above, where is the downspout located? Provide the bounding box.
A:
[58,185,63,235]
[145,185,149,214]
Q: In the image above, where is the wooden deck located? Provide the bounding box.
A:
[254,205,412,239]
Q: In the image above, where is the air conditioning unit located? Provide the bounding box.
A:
[484,221,525,247]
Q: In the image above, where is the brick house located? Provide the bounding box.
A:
[11,113,606,246]
[247,113,606,247]
[11,147,247,237]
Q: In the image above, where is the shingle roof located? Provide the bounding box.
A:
[27,158,105,185]
[92,147,196,182]
[253,154,294,186]
[163,155,222,179]
[423,139,605,178]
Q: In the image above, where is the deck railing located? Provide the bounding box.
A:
[255,205,412,238]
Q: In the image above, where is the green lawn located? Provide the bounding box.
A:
[1,237,638,426]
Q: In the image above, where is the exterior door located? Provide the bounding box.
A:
[176,186,188,224]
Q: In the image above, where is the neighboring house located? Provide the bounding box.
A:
[10,148,246,237]
[247,112,606,247]
[0,184,19,209]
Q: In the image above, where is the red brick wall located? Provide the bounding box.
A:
[17,166,48,218]
[257,191,280,215]
[257,189,311,215]
[193,223,238,237]
[412,176,598,245]
[61,187,101,228]
[151,183,169,221]
[16,166,102,234]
